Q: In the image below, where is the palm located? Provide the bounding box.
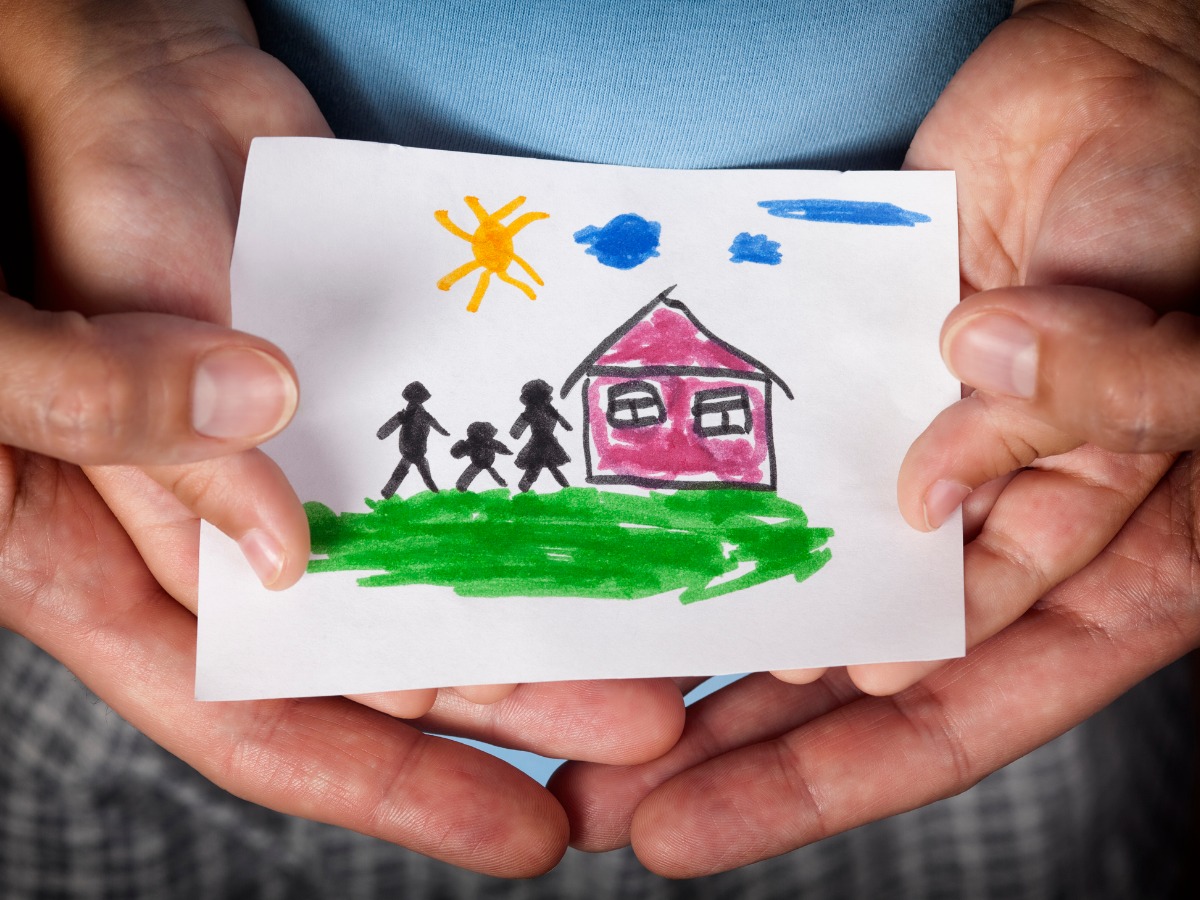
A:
[908,9,1199,307]
[30,38,329,323]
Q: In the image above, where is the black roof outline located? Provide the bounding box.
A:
[560,286,794,400]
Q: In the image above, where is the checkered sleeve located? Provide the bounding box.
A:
[1,627,1193,899]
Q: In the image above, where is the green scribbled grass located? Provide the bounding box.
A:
[306,487,833,604]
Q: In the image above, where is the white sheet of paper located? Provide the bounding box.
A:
[195,137,963,700]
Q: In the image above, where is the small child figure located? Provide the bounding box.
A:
[450,421,513,492]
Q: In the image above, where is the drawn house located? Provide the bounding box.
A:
[560,287,793,490]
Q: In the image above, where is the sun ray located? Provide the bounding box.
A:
[496,269,537,300]
[505,210,551,236]
[510,252,544,286]
[434,195,549,312]
[464,196,491,223]
[490,195,527,221]
[434,209,474,242]
[437,258,484,291]
[467,270,492,313]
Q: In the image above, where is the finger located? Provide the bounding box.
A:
[0,296,298,466]
[5,463,567,876]
[85,466,464,720]
[941,285,1200,453]
[349,683,518,721]
[450,683,519,705]
[549,672,863,851]
[88,449,310,591]
[861,442,1169,696]
[769,666,827,685]
[628,472,1200,877]
[418,678,687,767]
[84,464,202,605]
[344,689,440,720]
[962,470,1017,541]
[897,389,1078,532]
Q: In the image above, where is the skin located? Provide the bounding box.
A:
[551,0,1200,876]
[0,0,686,876]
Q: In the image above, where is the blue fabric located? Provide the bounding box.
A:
[247,0,1010,170]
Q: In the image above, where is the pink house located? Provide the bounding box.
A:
[560,287,793,490]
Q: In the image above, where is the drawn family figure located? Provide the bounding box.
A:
[377,381,449,497]
[510,378,573,493]
[451,422,513,492]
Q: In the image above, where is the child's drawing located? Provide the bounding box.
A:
[377,381,449,496]
[198,139,965,699]
[560,287,792,491]
[451,422,512,492]
[510,378,573,492]
[304,285,828,604]
[435,195,549,312]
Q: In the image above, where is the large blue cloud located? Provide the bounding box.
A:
[574,213,661,269]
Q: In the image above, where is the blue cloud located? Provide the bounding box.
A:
[759,199,931,227]
[574,213,661,269]
[729,232,782,265]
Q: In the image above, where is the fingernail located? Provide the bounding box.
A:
[239,529,285,586]
[924,480,971,530]
[192,348,298,439]
[943,314,1038,398]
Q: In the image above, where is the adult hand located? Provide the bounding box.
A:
[1,0,531,712]
[0,1,688,872]
[551,0,1200,874]
[1,0,323,591]
[0,403,684,876]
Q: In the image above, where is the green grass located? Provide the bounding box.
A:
[306,487,833,604]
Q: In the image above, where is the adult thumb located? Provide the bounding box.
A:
[940,286,1200,454]
[0,293,297,465]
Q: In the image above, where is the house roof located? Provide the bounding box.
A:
[560,286,793,399]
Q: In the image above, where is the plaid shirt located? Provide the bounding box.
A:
[1,628,1193,899]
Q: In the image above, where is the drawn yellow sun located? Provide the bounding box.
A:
[435,195,550,313]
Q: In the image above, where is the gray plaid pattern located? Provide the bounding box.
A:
[1,628,1193,899]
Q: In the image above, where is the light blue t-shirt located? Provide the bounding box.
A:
[248,1,1009,169]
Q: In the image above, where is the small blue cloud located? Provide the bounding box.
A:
[729,232,782,265]
[759,199,931,227]
[574,213,661,269]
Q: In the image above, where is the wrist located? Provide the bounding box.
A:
[0,0,257,133]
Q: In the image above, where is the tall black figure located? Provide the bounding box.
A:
[509,378,573,493]
[450,421,512,492]
[377,381,449,497]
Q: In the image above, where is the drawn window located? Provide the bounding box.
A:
[692,386,752,437]
[606,380,666,429]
